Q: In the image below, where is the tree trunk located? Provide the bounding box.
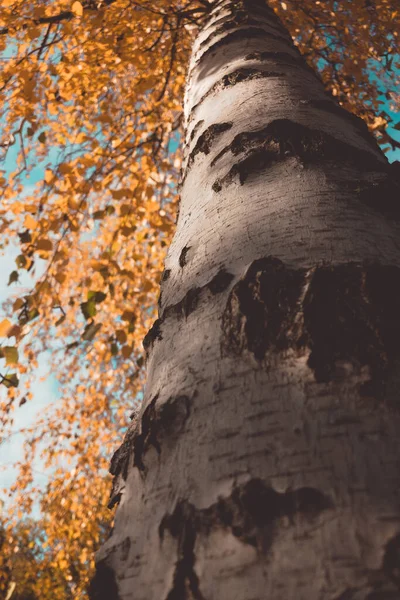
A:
[91,1,400,598]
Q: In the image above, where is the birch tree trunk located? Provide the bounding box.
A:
[91,1,400,598]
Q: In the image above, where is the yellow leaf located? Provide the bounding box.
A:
[24,214,38,230]
[71,1,83,17]
[0,319,12,337]
[44,169,53,183]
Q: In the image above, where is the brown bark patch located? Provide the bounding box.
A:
[88,560,121,600]
[120,537,131,562]
[157,395,191,437]
[222,257,303,360]
[211,119,385,189]
[132,394,161,472]
[207,4,288,39]
[160,479,332,566]
[179,245,192,267]
[358,161,400,219]
[109,394,191,480]
[199,16,288,50]
[160,503,206,600]
[143,318,163,353]
[190,68,284,121]
[213,480,332,551]
[208,268,235,294]
[161,268,171,282]
[186,123,232,171]
[383,534,400,586]
[196,27,285,66]
[189,119,205,142]
[223,258,400,399]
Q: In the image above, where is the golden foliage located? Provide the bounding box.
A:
[0,0,398,597]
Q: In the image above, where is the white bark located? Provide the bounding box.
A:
[92,1,400,599]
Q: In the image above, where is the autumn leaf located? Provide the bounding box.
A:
[80,300,97,319]
[36,239,53,251]
[71,1,83,17]
[2,373,19,388]
[8,271,19,286]
[0,0,397,597]
[82,322,102,341]
[3,346,19,366]
[0,319,12,337]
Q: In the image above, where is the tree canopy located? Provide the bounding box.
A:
[0,0,398,598]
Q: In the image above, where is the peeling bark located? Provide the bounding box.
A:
[94,1,400,598]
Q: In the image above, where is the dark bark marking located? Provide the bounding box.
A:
[223,258,400,398]
[161,503,206,600]
[211,119,385,190]
[146,269,235,358]
[222,257,303,360]
[186,122,233,171]
[213,480,332,551]
[157,395,191,437]
[120,537,131,561]
[245,50,301,64]
[160,480,332,568]
[205,4,289,39]
[195,27,287,67]
[108,491,122,510]
[143,318,163,353]
[207,268,235,294]
[179,245,192,267]
[199,18,289,51]
[365,593,400,599]
[189,119,205,142]
[157,290,163,310]
[245,49,322,83]
[88,560,121,600]
[222,67,284,87]
[383,534,400,586]
[109,428,137,480]
[332,591,358,600]
[159,269,235,321]
[300,264,400,392]
[333,583,400,598]
[133,394,161,471]
[190,68,285,120]
[109,394,159,479]
[161,268,171,282]
[109,394,191,483]
[358,161,400,219]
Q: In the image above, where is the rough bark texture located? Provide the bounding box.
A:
[93,1,400,598]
